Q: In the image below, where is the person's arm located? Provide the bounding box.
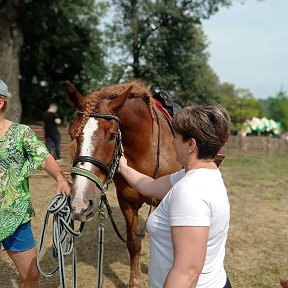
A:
[55,117,61,125]
[164,226,209,288]
[41,153,71,195]
[54,112,61,125]
[118,155,172,200]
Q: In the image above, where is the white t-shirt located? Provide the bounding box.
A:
[146,168,230,288]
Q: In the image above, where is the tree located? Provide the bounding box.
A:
[265,91,288,131]
[0,0,24,122]
[218,83,265,134]
[19,0,107,121]
[106,0,232,105]
[0,0,107,122]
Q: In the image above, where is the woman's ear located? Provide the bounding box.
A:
[188,138,197,154]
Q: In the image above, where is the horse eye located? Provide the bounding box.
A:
[109,133,116,141]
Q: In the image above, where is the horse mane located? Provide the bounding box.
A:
[75,81,155,137]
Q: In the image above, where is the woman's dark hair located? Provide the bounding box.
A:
[172,104,231,159]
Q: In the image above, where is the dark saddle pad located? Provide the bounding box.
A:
[152,89,181,118]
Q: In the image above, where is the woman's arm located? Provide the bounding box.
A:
[118,156,172,200]
[164,226,209,288]
[41,153,71,195]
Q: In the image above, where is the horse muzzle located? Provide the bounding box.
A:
[70,193,100,222]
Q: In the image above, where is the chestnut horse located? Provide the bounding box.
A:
[66,81,181,287]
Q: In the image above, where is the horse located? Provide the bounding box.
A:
[65,80,181,287]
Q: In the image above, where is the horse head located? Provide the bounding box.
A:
[66,81,132,222]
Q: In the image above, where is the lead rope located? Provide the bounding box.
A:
[97,203,107,288]
[37,192,85,288]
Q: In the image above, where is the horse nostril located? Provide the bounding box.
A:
[71,206,80,216]
[84,200,95,218]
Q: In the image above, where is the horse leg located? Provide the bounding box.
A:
[117,196,142,288]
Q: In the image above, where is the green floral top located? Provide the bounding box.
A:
[0,123,48,242]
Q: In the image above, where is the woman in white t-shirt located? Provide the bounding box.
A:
[118,103,232,288]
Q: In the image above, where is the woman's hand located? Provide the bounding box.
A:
[117,154,172,200]
[118,155,128,174]
[55,174,72,195]
[42,154,72,195]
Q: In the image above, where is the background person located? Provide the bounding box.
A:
[0,79,71,288]
[118,103,232,288]
[43,103,62,161]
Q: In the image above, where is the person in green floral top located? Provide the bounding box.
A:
[0,79,71,288]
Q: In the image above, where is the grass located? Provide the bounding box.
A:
[221,155,288,288]
[1,154,288,287]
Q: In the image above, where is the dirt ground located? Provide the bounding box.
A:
[0,176,151,288]
[2,155,288,288]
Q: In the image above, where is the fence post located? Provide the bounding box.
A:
[265,137,269,155]
[239,136,243,155]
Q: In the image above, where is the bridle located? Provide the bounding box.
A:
[70,111,123,192]
[70,108,161,244]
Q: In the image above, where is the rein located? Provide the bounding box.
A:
[37,193,85,288]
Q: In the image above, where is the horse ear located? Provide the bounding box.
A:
[65,80,84,110]
[108,85,133,112]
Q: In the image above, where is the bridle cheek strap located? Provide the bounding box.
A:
[70,167,104,191]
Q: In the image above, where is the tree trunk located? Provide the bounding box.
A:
[0,0,23,122]
[130,0,140,78]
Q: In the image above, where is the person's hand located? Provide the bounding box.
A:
[55,175,72,195]
[118,155,128,174]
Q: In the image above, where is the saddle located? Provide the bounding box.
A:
[152,88,181,120]
[151,88,225,167]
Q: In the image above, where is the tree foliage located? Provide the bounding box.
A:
[106,0,232,105]
[2,0,268,125]
[264,91,288,131]
[18,0,107,121]
[218,83,265,134]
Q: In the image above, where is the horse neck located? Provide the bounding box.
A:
[118,98,180,177]
[118,98,156,156]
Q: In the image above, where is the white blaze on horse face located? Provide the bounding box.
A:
[73,118,99,214]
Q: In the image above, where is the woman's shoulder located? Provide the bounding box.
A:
[170,169,185,185]
[173,169,224,193]
[12,123,37,139]
[18,123,36,133]
[12,122,30,130]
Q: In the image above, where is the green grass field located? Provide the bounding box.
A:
[221,155,288,288]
